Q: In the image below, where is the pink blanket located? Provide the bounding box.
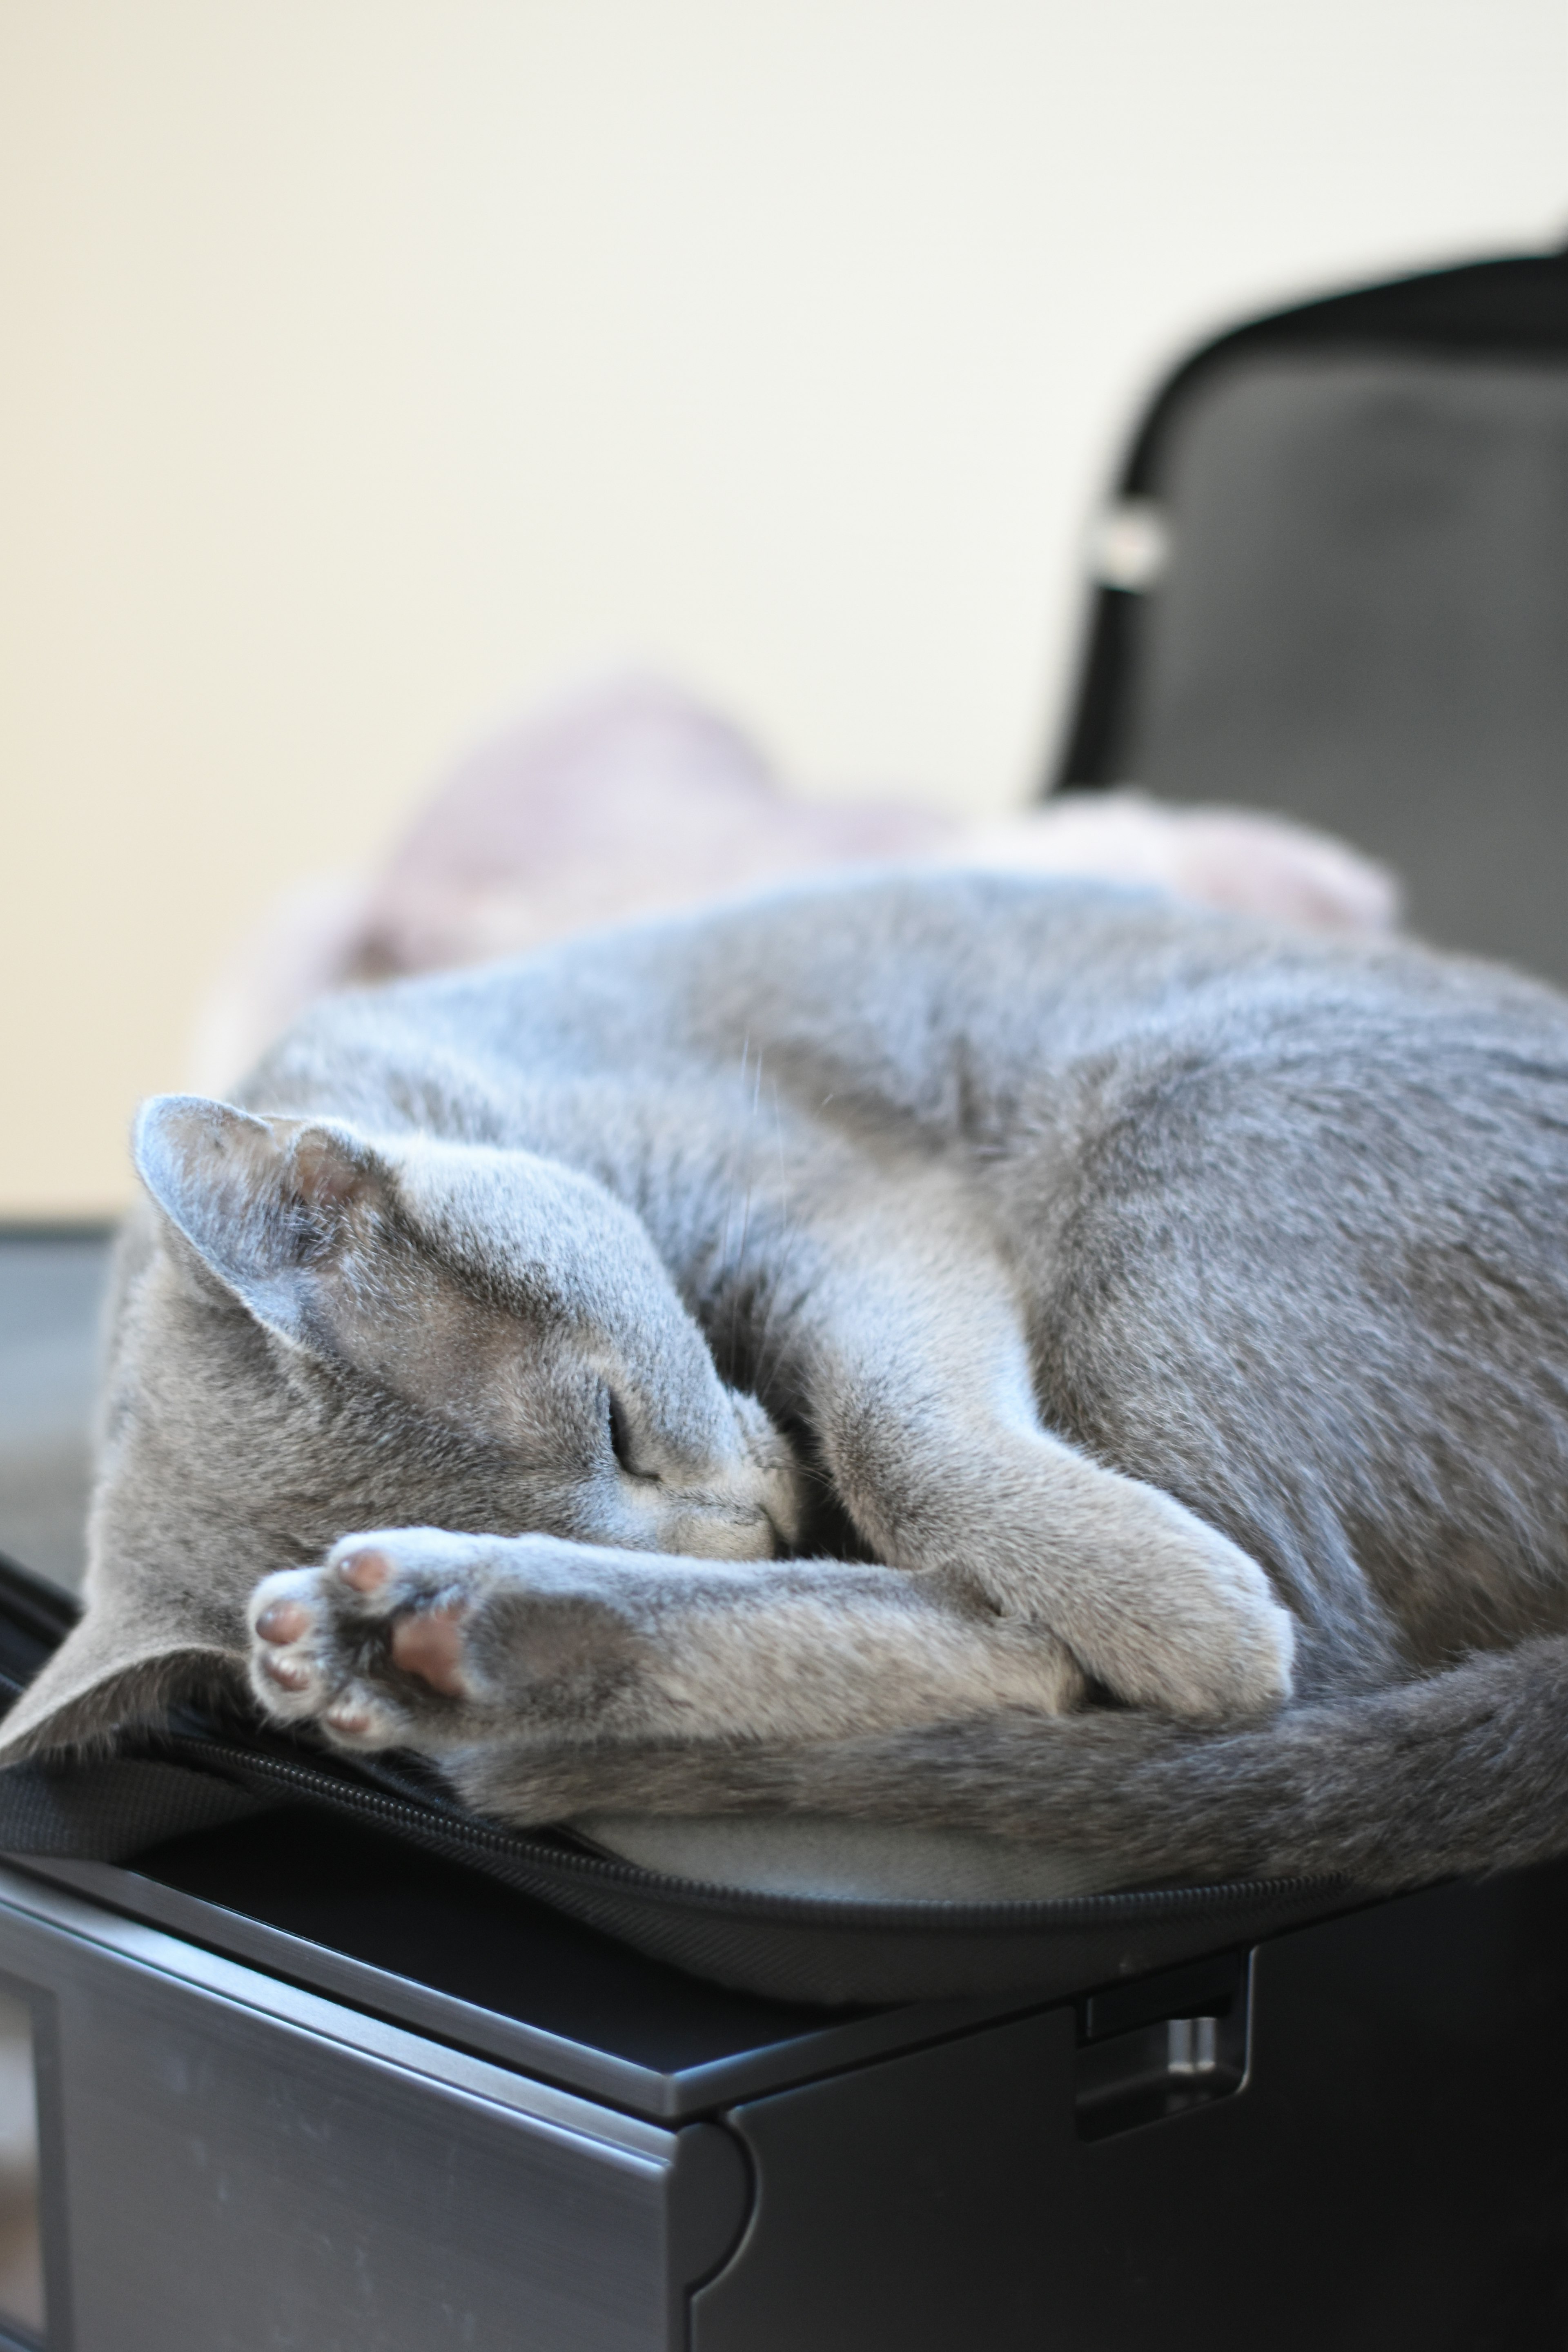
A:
[192,673,1399,1091]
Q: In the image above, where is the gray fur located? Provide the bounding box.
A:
[12,870,1568,1895]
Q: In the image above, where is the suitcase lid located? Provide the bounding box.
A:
[1051,243,1568,984]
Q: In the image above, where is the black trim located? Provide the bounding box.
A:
[1051,590,1145,795]
[1045,243,1568,794]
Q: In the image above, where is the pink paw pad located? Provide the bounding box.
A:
[391,1605,469,1698]
[338,1547,392,1595]
[255,1599,310,1645]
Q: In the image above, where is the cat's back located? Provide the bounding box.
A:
[243,871,1169,1121]
[522,869,1568,1157]
[246,867,1568,1158]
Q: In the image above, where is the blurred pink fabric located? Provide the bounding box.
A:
[190,673,1401,1092]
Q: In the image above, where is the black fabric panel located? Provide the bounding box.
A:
[1123,249,1568,498]
[0,1755,270,1858]
[1048,245,1568,793]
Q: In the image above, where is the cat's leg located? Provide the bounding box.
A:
[246,1528,1084,1757]
[786,1216,1296,1722]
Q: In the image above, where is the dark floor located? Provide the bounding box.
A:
[0,1230,114,1595]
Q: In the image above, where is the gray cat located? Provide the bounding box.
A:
[9,869,1568,1897]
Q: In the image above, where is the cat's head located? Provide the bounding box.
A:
[1,1095,803,1757]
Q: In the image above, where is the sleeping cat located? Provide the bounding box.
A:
[11,868,1568,1895]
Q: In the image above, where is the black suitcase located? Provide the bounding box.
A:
[3,240,1568,2349]
[1052,238,1568,986]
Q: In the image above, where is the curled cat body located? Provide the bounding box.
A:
[11,868,1568,1895]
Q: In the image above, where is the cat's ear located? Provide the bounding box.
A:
[134,1094,390,1349]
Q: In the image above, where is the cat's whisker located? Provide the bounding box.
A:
[748,1180,807,1421]
[727,1179,756,1388]
[749,1077,797,1403]
[729,1046,771,1374]
[703,1038,761,1385]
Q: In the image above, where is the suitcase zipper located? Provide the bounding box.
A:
[154,1728,1343,1933]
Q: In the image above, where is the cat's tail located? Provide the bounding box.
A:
[481,1633,1568,1891]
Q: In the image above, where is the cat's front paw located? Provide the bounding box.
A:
[247,1527,640,1753]
[1078,1484,1296,1723]
[247,1536,469,1751]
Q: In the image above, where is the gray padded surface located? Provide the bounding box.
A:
[1128,352,1568,984]
[576,1812,1126,1903]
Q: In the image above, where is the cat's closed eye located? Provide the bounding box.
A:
[606,1387,655,1481]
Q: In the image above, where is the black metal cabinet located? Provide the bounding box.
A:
[0,1817,1565,2350]
[700,1873,1568,2351]
[0,1871,743,2352]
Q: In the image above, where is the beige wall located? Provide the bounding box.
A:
[2,0,1565,1213]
